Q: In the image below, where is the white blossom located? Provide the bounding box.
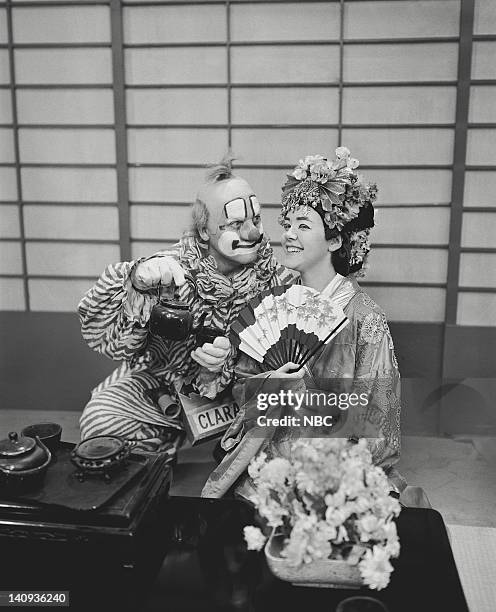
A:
[243,526,267,551]
[259,457,291,486]
[358,545,394,590]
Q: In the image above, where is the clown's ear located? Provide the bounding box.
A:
[199,227,209,241]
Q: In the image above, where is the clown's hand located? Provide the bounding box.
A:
[191,337,231,373]
[132,256,186,291]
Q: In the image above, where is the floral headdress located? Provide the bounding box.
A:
[280,147,378,275]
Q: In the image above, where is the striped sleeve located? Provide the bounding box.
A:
[270,259,300,287]
[78,245,184,362]
[78,260,155,361]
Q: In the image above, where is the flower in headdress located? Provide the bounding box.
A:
[293,166,308,180]
[303,154,326,166]
[335,146,351,159]
[310,159,333,183]
[349,229,371,266]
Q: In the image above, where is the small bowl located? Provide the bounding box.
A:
[21,422,62,452]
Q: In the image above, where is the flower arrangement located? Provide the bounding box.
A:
[243,438,401,590]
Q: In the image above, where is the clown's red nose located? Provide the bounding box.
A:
[245,226,260,242]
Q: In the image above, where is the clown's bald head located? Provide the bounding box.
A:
[192,154,264,270]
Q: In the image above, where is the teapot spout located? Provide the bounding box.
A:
[191,312,207,335]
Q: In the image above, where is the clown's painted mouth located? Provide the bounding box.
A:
[231,235,264,250]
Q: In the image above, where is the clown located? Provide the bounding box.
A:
[78,155,295,453]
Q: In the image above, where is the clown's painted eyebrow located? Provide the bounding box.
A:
[224,196,258,220]
[296,216,312,221]
[224,198,247,219]
[249,195,260,216]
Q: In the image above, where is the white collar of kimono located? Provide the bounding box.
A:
[320,273,356,309]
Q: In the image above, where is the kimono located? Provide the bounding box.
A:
[202,273,406,497]
[78,234,295,448]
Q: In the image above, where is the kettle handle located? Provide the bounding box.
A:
[157,271,196,302]
[157,281,174,301]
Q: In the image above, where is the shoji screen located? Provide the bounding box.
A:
[1,0,494,327]
[339,0,459,322]
[458,0,496,326]
[1,0,119,311]
[125,2,229,257]
[123,0,458,324]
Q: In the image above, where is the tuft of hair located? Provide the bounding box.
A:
[205,151,236,183]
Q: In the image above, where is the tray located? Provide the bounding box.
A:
[0,442,148,513]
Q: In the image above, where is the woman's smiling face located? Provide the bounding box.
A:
[280,206,331,273]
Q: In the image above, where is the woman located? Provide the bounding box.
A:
[202,148,407,501]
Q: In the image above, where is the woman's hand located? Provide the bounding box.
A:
[273,362,306,379]
[192,336,231,373]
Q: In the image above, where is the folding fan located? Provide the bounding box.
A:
[230,285,349,371]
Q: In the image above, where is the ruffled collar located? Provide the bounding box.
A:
[176,234,278,304]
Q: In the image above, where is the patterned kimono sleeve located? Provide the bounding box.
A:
[354,307,406,492]
[78,245,182,362]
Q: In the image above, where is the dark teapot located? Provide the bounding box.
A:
[149,279,224,345]
[0,431,51,490]
[149,298,194,341]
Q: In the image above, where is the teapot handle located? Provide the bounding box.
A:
[157,272,196,302]
[157,280,174,302]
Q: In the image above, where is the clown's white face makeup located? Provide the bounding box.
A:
[203,177,264,269]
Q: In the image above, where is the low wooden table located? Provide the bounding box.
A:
[0,443,172,611]
[151,497,469,612]
[0,462,470,612]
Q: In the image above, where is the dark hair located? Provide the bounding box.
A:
[317,199,375,276]
[322,226,351,276]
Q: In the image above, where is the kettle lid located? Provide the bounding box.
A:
[158,298,189,310]
[0,432,36,456]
